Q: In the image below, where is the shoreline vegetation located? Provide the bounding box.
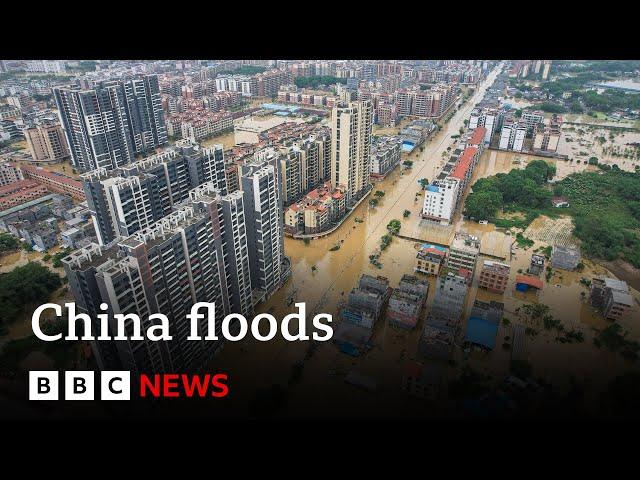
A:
[464,160,640,269]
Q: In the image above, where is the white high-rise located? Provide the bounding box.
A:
[331,100,373,205]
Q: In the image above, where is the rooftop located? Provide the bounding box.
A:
[450,147,478,180]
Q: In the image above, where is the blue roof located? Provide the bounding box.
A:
[420,243,447,252]
[465,316,499,350]
[261,103,299,112]
[426,185,440,192]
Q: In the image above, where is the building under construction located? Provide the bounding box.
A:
[387,274,429,330]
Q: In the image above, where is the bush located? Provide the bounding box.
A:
[0,233,20,253]
[0,262,62,326]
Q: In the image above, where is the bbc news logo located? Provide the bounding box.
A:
[29,371,229,400]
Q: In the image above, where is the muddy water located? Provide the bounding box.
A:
[200,65,640,418]
[558,126,640,173]
[209,65,510,418]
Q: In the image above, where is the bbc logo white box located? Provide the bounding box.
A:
[101,371,131,400]
[29,371,131,400]
[29,371,59,400]
[65,371,95,400]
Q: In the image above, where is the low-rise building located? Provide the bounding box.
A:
[20,164,85,200]
[283,182,346,236]
[478,260,510,293]
[370,136,402,180]
[464,300,504,351]
[528,253,545,276]
[429,271,469,331]
[421,178,460,224]
[551,244,581,271]
[415,244,446,276]
[334,275,391,350]
[387,274,429,330]
[447,233,481,280]
[0,180,49,210]
[590,277,635,321]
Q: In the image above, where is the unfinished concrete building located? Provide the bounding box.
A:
[387,274,429,330]
[551,245,581,271]
[590,277,635,321]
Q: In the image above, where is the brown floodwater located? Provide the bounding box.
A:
[206,65,566,418]
[204,64,640,418]
[558,126,640,174]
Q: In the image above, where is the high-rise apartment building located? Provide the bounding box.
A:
[278,131,332,205]
[82,140,227,245]
[239,157,286,302]
[62,186,252,374]
[54,75,167,171]
[331,100,373,205]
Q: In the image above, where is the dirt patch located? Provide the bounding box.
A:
[524,215,577,247]
[601,259,640,293]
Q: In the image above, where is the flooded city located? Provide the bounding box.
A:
[193,67,640,418]
[2,58,640,421]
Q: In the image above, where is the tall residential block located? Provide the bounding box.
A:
[82,140,227,245]
[24,122,70,163]
[63,187,253,374]
[54,74,167,172]
[239,156,286,302]
[331,100,373,206]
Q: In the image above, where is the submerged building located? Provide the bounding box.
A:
[387,274,429,330]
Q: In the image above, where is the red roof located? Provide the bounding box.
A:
[458,268,473,280]
[450,147,478,180]
[0,179,40,197]
[516,275,543,290]
[422,247,445,257]
[21,164,83,189]
[469,127,486,146]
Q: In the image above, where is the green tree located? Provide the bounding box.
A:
[0,233,20,253]
[464,190,503,220]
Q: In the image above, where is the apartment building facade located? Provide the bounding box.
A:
[24,122,70,163]
[54,75,167,171]
[331,100,373,206]
[62,189,253,374]
[82,140,227,245]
